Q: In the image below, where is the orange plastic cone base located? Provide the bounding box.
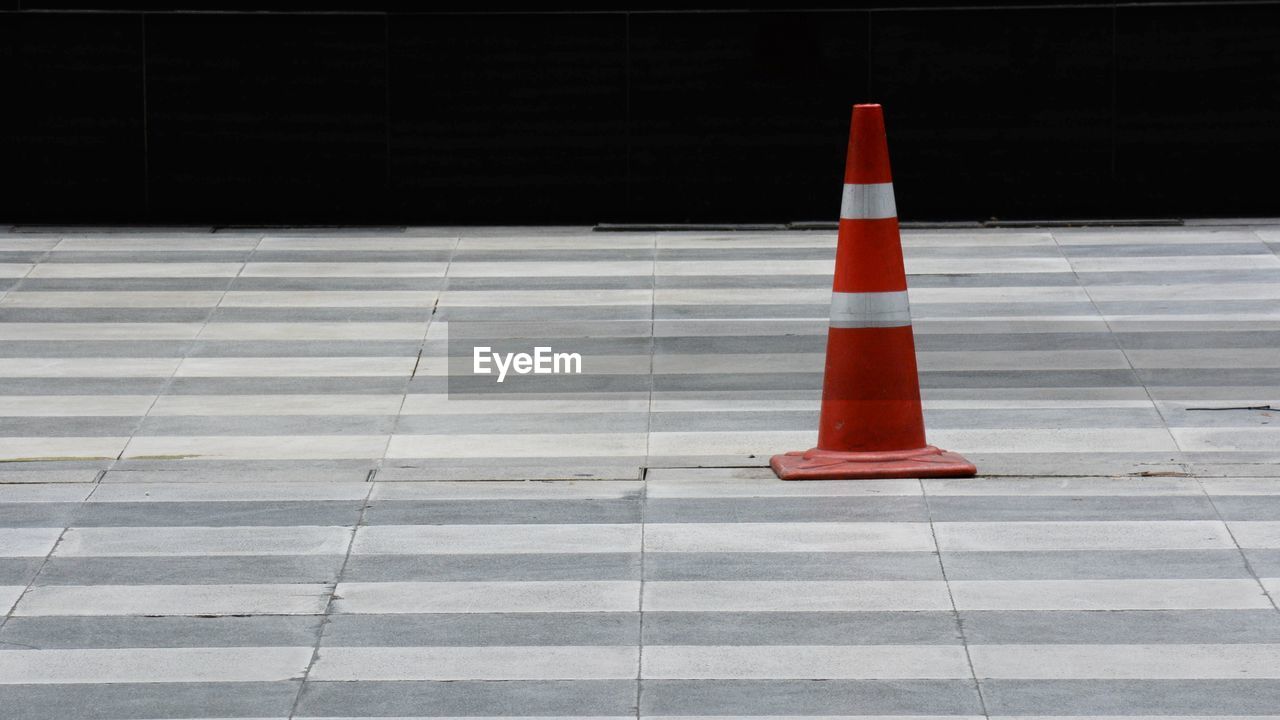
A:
[770,445,976,480]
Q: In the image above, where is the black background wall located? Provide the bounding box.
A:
[3,2,1278,224]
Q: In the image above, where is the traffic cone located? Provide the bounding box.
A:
[771,104,976,480]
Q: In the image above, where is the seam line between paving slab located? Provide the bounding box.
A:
[112,231,264,473]
[0,524,71,641]
[1197,477,1280,614]
[635,472,648,719]
[921,477,993,720]
[381,234,460,470]
[1052,228,1188,464]
[287,481,373,720]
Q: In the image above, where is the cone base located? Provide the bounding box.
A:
[770,445,976,480]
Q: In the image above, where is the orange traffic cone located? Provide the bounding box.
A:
[771,104,976,480]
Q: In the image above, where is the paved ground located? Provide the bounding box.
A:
[1,223,1279,718]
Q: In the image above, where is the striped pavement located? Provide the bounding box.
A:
[0,225,1278,479]
[3,474,1280,717]
[0,224,1279,717]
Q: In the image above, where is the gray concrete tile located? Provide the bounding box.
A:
[34,556,345,586]
[960,609,1280,644]
[134,415,399,437]
[361,499,641,525]
[0,615,322,649]
[19,277,231,291]
[644,552,944,581]
[0,417,143,438]
[643,611,960,645]
[941,550,1253,580]
[0,558,43,585]
[0,308,213,322]
[0,681,300,720]
[0,340,194,357]
[395,413,650,436]
[640,679,983,715]
[102,462,373,482]
[208,307,434,323]
[642,496,930,523]
[165,378,409,395]
[296,679,637,717]
[0,378,170,395]
[1207,495,1280,520]
[187,340,424,357]
[340,553,640,582]
[980,679,1280,714]
[63,500,366,527]
[927,495,1219,521]
[321,612,638,647]
[1242,549,1280,576]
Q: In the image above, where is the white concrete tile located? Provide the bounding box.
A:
[54,235,260,252]
[646,431,815,458]
[460,235,653,250]
[0,237,60,251]
[641,645,972,680]
[0,395,159,417]
[439,289,652,307]
[54,526,354,557]
[27,263,243,278]
[0,586,26,615]
[122,435,389,461]
[1263,578,1280,599]
[1172,428,1280,452]
[927,429,1181,454]
[949,579,1272,611]
[644,476,921,498]
[310,646,638,681]
[240,262,447,277]
[14,583,331,616]
[88,482,371,503]
[642,581,953,612]
[0,291,225,308]
[923,477,1201,496]
[332,581,640,613]
[0,437,129,462]
[198,322,426,341]
[1200,478,1280,495]
[1127,348,1280,369]
[1070,254,1280,271]
[370,480,642,501]
[0,469,100,484]
[401,393,650,415]
[220,291,438,308]
[257,236,456,251]
[353,524,641,555]
[934,521,1235,551]
[173,357,416,377]
[449,261,653,277]
[0,322,203,340]
[0,358,180,377]
[0,647,313,683]
[387,433,647,459]
[1089,282,1280,301]
[0,484,94,502]
[1225,521,1280,548]
[148,394,404,416]
[969,643,1280,679]
[644,522,935,553]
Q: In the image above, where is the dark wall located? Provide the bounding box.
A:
[3,2,1279,224]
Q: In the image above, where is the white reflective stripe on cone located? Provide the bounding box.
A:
[840,182,897,220]
[829,290,912,328]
